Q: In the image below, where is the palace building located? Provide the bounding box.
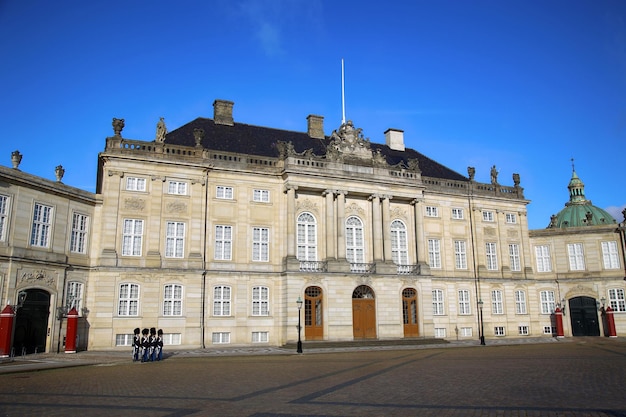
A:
[0,99,624,354]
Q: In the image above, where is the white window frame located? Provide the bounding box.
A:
[297,213,317,261]
[505,213,517,224]
[214,225,233,260]
[567,243,585,271]
[515,290,527,314]
[425,206,439,217]
[122,219,143,256]
[428,239,441,269]
[163,333,181,345]
[434,328,447,338]
[252,286,269,316]
[163,284,183,316]
[0,194,9,242]
[116,334,133,346]
[458,290,471,315]
[540,290,556,315]
[608,288,625,312]
[70,212,89,254]
[391,220,409,266]
[213,285,231,316]
[491,290,504,314]
[482,210,494,222]
[252,227,270,262]
[118,283,139,316]
[253,189,270,202]
[509,243,521,271]
[460,327,473,337]
[494,326,505,336]
[346,216,365,264]
[432,289,445,315]
[216,186,234,199]
[165,221,185,258]
[126,177,146,192]
[535,245,552,272]
[518,325,529,335]
[252,331,269,343]
[486,242,498,270]
[543,326,556,335]
[66,281,84,314]
[31,203,53,248]
[451,208,464,220]
[212,332,231,344]
[601,241,620,269]
[454,240,467,269]
[167,180,187,195]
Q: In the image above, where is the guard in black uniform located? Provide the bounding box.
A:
[155,329,164,361]
[141,328,150,362]
[149,327,157,361]
[132,328,141,361]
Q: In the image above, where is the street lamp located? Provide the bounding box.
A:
[478,299,485,346]
[296,296,303,353]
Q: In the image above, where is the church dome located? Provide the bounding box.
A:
[547,170,616,228]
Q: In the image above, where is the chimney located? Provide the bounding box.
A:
[307,114,325,139]
[385,128,405,151]
[213,99,234,126]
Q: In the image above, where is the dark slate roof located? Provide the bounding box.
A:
[165,118,467,181]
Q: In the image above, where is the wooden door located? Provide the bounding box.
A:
[402,288,419,337]
[304,286,323,340]
[569,296,600,336]
[352,285,376,339]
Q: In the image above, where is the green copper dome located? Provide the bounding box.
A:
[547,170,616,228]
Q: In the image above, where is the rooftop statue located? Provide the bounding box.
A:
[490,165,499,185]
[156,117,167,143]
[112,118,125,137]
[327,120,372,161]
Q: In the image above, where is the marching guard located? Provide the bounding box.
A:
[141,328,150,362]
[132,328,141,361]
[155,329,164,361]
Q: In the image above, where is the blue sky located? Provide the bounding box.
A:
[1,0,624,229]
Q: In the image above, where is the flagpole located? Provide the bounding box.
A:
[341,59,346,125]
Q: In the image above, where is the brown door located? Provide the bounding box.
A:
[402,288,419,337]
[304,286,323,340]
[352,285,376,339]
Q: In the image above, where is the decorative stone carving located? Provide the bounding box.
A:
[112,118,125,137]
[276,141,295,159]
[296,199,319,215]
[356,275,372,286]
[390,207,407,221]
[155,117,167,143]
[490,165,499,185]
[55,165,65,182]
[20,270,55,287]
[193,128,205,147]
[166,201,187,214]
[513,173,520,187]
[345,202,365,216]
[468,166,475,181]
[326,120,372,161]
[124,197,145,211]
[407,158,421,172]
[11,150,22,169]
[484,227,497,237]
[507,229,518,238]
[108,170,124,177]
[372,149,387,167]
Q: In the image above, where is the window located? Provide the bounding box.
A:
[425,206,439,217]
[535,245,552,272]
[518,326,529,335]
[391,220,409,265]
[601,241,620,269]
[165,221,185,258]
[70,213,88,254]
[460,327,473,337]
[31,203,53,247]
[540,290,555,314]
[118,283,139,316]
[253,189,270,202]
[252,227,270,262]
[252,286,269,316]
[509,244,521,271]
[116,334,133,346]
[543,326,556,335]
[163,333,181,345]
[252,331,269,343]
[451,208,464,220]
[214,225,233,260]
[491,290,504,314]
[454,240,467,269]
[346,217,365,264]
[428,239,441,268]
[458,290,471,315]
[213,286,231,316]
[212,332,231,344]
[608,288,625,312]
[0,194,8,241]
[163,284,183,316]
[515,290,527,314]
[505,213,517,224]
[122,219,143,256]
[486,242,498,270]
[494,326,505,336]
[167,181,187,195]
[297,213,317,261]
[432,289,445,315]
[482,210,494,222]
[567,243,585,271]
[66,281,84,313]
[216,186,233,199]
[126,177,146,191]
[434,328,447,338]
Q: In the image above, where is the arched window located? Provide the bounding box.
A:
[297,212,317,261]
[390,220,408,265]
[346,216,364,264]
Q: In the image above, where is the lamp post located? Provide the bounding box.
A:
[478,299,485,345]
[296,296,303,353]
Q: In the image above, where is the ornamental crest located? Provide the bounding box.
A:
[345,202,365,216]
[166,201,187,214]
[326,121,372,161]
[390,207,407,221]
[296,199,319,215]
[20,270,55,287]
[124,197,145,211]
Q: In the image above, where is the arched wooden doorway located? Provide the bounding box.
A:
[352,285,376,339]
[569,296,600,336]
[13,289,51,355]
[304,286,323,340]
[402,288,419,337]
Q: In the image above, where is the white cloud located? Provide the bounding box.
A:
[605,204,626,223]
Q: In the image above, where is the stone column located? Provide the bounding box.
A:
[382,195,392,262]
[412,199,426,266]
[336,191,347,260]
[369,194,382,261]
[285,185,298,258]
[323,190,336,260]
